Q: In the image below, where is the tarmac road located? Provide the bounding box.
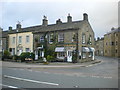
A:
[1,56,118,89]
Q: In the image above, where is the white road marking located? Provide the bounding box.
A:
[104,77,112,79]
[4,75,59,86]
[0,84,18,88]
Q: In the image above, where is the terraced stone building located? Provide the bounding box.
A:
[6,13,95,62]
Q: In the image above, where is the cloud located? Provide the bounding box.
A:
[1,0,118,38]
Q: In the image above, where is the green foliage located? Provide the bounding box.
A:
[72,52,77,63]
[3,50,10,59]
[47,55,54,62]
[20,52,35,62]
[13,55,20,60]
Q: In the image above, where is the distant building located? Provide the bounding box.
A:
[95,37,104,56]
[0,28,8,55]
[104,27,120,58]
[6,13,95,62]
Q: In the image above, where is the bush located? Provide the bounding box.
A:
[20,52,35,62]
[13,55,20,60]
[47,55,54,62]
[3,50,10,59]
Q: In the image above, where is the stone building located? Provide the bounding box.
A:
[104,27,120,58]
[6,13,95,62]
[95,37,104,56]
[0,28,8,55]
[8,23,33,56]
[33,13,95,62]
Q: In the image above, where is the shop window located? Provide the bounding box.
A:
[82,53,86,58]
[89,52,92,57]
[58,52,65,57]
[26,48,30,52]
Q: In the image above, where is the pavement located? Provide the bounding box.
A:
[1,59,101,68]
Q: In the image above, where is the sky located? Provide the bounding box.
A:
[0,0,119,38]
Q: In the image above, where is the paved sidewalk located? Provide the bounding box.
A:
[1,59,101,68]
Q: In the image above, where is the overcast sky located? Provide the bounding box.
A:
[0,0,118,38]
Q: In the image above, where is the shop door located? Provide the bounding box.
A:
[67,51,72,62]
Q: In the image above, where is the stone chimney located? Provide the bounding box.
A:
[83,13,88,21]
[67,13,72,23]
[9,26,12,31]
[111,27,115,31]
[42,15,48,26]
[56,19,62,24]
[16,21,22,30]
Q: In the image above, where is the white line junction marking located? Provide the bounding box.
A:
[4,75,59,86]
[0,84,18,88]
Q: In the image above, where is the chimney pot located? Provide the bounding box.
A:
[42,15,48,26]
[56,19,62,24]
[67,13,72,23]
[83,13,88,21]
[9,26,12,31]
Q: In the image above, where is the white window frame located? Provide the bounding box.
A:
[12,37,15,44]
[82,34,86,44]
[19,36,22,44]
[49,33,54,44]
[58,33,64,42]
[26,36,29,43]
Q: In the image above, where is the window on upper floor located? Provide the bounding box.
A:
[88,35,92,45]
[106,42,107,45]
[19,36,22,44]
[49,33,54,44]
[111,42,114,45]
[82,33,86,44]
[12,37,15,44]
[26,35,29,43]
[40,36,44,42]
[58,33,64,43]
[116,41,118,45]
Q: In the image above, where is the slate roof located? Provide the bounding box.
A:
[7,20,84,34]
[2,31,8,38]
[105,27,120,35]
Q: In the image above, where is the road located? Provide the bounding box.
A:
[1,56,118,89]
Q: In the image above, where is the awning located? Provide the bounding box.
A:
[82,47,90,52]
[89,47,95,52]
[55,47,65,52]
